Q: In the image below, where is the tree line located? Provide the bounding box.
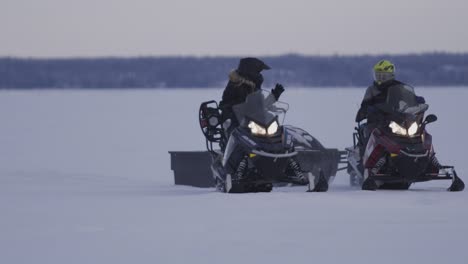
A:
[0,53,466,89]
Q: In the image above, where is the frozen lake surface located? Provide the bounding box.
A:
[0,88,467,264]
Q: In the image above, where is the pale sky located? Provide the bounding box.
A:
[1,0,467,57]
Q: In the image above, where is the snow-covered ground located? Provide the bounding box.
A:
[0,88,467,264]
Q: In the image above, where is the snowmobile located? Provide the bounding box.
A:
[346,85,464,191]
[169,89,346,193]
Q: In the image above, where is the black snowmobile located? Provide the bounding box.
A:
[169,90,346,193]
[346,85,464,191]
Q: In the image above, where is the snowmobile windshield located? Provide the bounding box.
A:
[232,89,289,127]
[376,85,428,115]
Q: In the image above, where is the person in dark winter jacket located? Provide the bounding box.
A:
[356,60,425,125]
[219,57,285,134]
[355,59,427,151]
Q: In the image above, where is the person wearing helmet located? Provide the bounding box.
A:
[219,57,285,137]
[220,57,284,108]
[355,59,427,155]
[355,60,424,124]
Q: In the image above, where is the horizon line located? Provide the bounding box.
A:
[1,51,468,60]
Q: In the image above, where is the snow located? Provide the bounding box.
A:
[0,88,467,264]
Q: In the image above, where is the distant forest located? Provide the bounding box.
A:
[0,53,467,89]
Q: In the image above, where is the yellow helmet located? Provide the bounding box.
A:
[373,60,395,84]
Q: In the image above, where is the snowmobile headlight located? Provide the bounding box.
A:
[389,121,407,136]
[248,121,266,136]
[267,121,279,135]
[407,122,418,136]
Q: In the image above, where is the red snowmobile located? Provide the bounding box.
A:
[346,85,464,191]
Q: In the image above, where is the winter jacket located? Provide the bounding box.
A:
[219,70,263,123]
[221,70,262,106]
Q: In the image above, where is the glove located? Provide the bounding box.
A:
[271,83,285,100]
[416,96,426,104]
